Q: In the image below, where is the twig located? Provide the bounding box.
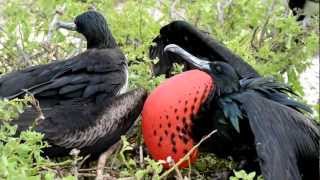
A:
[216,0,233,25]
[160,129,218,179]
[70,148,81,177]
[193,10,202,27]
[16,24,30,65]
[43,3,66,46]
[216,1,224,25]
[169,0,179,20]
[78,168,97,172]
[78,173,97,177]
[187,158,191,180]
[23,90,44,128]
[139,145,144,168]
[77,154,91,169]
[250,26,259,51]
[88,4,97,11]
[117,177,135,180]
[96,141,121,180]
[166,156,183,180]
[258,0,276,47]
[158,0,186,20]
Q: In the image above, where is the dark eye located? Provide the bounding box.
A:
[214,65,222,73]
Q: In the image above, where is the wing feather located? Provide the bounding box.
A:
[150,21,259,78]
[233,92,319,180]
[0,49,127,104]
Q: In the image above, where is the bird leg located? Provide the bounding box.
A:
[96,141,121,180]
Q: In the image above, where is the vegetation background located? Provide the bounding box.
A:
[0,0,318,179]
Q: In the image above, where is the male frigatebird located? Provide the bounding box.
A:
[0,11,128,106]
[149,21,259,79]
[142,44,319,180]
[11,88,147,159]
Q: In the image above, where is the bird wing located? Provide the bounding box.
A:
[232,92,319,180]
[149,21,259,78]
[13,88,147,157]
[0,49,127,102]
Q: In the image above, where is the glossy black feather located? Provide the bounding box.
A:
[149,21,259,78]
[11,88,147,158]
[0,49,127,104]
[165,45,319,179]
[206,77,319,180]
[193,76,319,180]
[74,11,117,49]
[231,92,319,180]
[288,0,319,21]
[0,11,127,106]
[239,77,313,113]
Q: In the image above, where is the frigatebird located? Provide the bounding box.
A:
[11,88,147,158]
[288,0,319,22]
[0,11,128,106]
[142,44,319,180]
[149,21,259,79]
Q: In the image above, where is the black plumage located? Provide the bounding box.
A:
[149,21,259,79]
[11,88,147,158]
[0,11,128,105]
[164,44,319,180]
[288,0,319,21]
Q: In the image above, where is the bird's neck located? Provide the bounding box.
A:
[86,27,118,49]
[87,35,117,49]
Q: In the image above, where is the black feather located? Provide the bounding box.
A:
[231,92,319,180]
[165,45,319,179]
[10,88,147,159]
[149,21,259,78]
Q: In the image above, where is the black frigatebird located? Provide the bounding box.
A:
[149,21,259,79]
[11,88,147,159]
[0,11,128,106]
[288,0,319,22]
[142,44,319,180]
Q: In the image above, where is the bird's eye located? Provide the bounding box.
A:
[214,65,222,73]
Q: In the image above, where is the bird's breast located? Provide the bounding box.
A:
[142,70,214,168]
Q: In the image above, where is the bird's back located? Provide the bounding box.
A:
[0,48,127,106]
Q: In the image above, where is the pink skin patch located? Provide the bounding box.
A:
[142,70,214,168]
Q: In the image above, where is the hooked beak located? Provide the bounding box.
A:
[164,44,211,72]
[56,21,77,31]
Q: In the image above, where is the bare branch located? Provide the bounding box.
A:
[16,24,30,66]
[43,4,66,46]
[158,0,186,20]
[258,0,276,47]
[160,129,218,179]
[139,145,144,168]
[216,0,233,25]
[169,0,179,20]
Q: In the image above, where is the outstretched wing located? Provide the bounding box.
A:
[149,21,259,78]
[13,88,147,158]
[0,49,127,103]
[233,92,319,180]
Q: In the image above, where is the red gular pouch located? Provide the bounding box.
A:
[142,70,214,168]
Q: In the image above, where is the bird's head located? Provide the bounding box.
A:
[57,11,117,49]
[164,44,239,96]
[142,69,214,168]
